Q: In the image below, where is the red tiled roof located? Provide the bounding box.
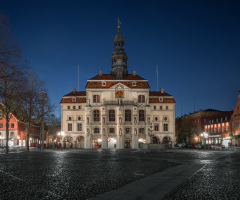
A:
[63,91,86,97]
[86,81,150,89]
[149,98,176,103]
[60,98,86,103]
[88,74,147,81]
[149,91,172,97]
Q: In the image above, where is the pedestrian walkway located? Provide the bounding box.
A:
[89,150,234,200]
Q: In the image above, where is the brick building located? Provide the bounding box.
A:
[230,91,240,146]
[0,102,42,147]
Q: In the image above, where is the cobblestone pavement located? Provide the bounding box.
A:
[163,152,240,200]
[0,148,236,200]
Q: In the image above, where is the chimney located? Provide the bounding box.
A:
[133,70,136,76]
[160,87,164,93]
[99,70,102,76]
[73,88,76,93]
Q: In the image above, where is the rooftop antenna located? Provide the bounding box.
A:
[181,100,182,116]
[156,65,158,91]
[78,65,79,92]
[194,93,195,112]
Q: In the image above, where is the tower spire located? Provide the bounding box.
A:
[110,19,128,79]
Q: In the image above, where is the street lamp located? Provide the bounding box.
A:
[58,131,65,150]
[201,132,208,151]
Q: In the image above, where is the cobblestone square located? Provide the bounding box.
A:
[0,148,238,200]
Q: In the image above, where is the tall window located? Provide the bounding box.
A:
[139,128,144,134]
[139,110,145,121]
[68,123,72,131]
[226,126,229,132]
[94,128,99,133]
[154,124,159,131]
[10,132,14,138]
[79,106,81,109]
[166,106,168,110]
[154,106,156,110]
[160,106,162,110]
[94,110,100,121]
[125,110,131,121]
[164,124,168,131]
[218,127,220,133]
[126,128,130,134]
[73,106,75,109]
[11,123,14,128]
[93,95,100,103]
[0,123,3,128]
[68,106,70,109]
[222,126,224,132]
[109,110,115,121]
[110,128,114,133]
[0,113,2,120]
[214,128,217,133]
[138,95,145,103]
[77,123,82,131]
[232,122,235,128]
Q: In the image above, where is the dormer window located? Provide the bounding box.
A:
[102,82,106,86]
[159,97,163,102]
[72,97,76,102]
[132,82,136,86]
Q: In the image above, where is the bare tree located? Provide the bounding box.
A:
[19,68,45,152]
[0,11,27,154]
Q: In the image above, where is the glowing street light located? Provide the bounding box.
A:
[58,131,65,150]
[201,132,208,151]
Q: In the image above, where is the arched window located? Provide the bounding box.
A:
[94,128,99,133]
[138,95,145,103]
[93,95,100,103]
[125,110,131,121]
[139,110,145,121]
[109,110,115,121]
[94,110,100,121]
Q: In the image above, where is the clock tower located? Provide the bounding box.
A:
[110,19,128,79]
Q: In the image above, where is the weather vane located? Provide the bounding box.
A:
[117,17,121,29]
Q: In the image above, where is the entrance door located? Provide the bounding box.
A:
[125,140,130,148]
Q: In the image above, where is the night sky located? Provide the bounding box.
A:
[1,0,240,118]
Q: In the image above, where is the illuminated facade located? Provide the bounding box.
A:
[60,26,176,149]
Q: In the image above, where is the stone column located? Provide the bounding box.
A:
[116,105,124,149]
[132,128,139,149]
[101,128,108,149]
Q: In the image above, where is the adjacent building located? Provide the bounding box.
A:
[60,26,176,149]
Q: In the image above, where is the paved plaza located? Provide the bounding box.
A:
[0,147,239,200]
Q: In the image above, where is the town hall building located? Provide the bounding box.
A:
[60,24,176,149]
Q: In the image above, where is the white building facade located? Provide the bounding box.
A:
[60,27,176,149]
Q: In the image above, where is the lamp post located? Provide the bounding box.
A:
[201,132,208,151]
[58,131,65,150]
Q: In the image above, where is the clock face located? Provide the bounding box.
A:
[116,90,124,98]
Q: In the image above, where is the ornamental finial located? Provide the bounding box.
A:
[117,17,121,29]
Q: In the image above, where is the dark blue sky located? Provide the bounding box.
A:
[2,0,240,118]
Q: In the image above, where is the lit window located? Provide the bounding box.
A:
[94,110,100,121]
[93,95,100,103]
[109,110,115,121]
[68,124,72,131]
[138,95,145,103]
[139,110,144,121]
